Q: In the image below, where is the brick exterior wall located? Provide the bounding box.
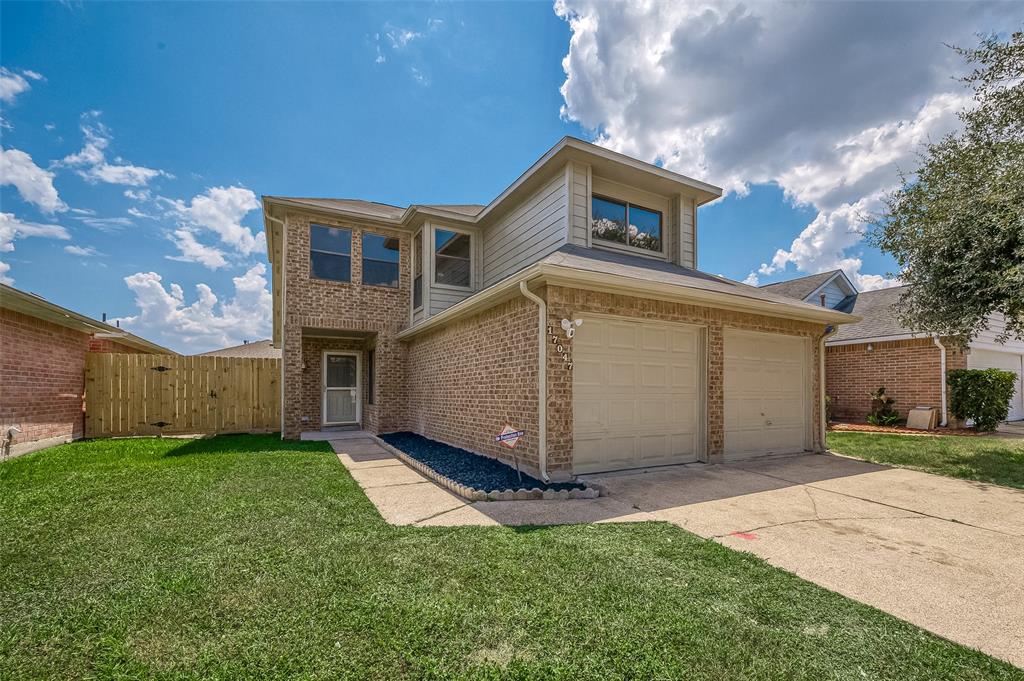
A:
[825,337,967,421]
[404,296,540,472]
[0,308,158,454]
[545,286,828,467]
[281,211,410,438]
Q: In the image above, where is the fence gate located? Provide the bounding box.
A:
[85,354,280,437]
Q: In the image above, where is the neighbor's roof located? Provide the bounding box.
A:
[197,339,281,359]
[828,286,913,342]
[0,283,175,354]
[759,270,843,301]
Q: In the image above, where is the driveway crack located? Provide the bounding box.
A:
[712,513,925,539]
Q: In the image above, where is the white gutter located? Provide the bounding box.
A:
[519,280,549,482]
[826,333,924,346]
[933,335,948,426]
[820,325,839,450]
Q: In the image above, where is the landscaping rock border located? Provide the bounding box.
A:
[370,435,602,502]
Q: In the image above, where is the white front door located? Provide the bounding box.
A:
[323,352,360,425]
[572,316,703,474]
[724,329,811,460]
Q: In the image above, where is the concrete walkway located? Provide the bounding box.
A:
[328,433,1024,667]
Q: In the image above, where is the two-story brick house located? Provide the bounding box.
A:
[263,137,857,480]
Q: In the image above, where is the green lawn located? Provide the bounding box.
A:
[1,436,1018,679]
[827,431,1024,489]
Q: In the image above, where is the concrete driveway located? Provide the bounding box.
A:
[585,454,1024,668]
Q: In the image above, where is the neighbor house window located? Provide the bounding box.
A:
[310,224,351,282]
[362,233,400,288]
[367,349,375,405]
[591,195,662,253]
[413,230,423,309]
[434,228,471,288]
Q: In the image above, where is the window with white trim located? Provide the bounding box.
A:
[591,195,662,254]
[433,228,471,288]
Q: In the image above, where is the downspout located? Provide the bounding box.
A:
[932,335,948,426]
[820,325,838,451]
[519,280,549,482]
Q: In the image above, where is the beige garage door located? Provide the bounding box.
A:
[968,349,1024,421]
[573,316,702,474]
[724,329,810,460]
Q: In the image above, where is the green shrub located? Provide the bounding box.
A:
[947,368,1017,431]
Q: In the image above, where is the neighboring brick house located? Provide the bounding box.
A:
[263,137,857,480]
[762,270,1024,424]
[0,283,172,458]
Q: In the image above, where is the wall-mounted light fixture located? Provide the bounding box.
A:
[866,343,874,352]
[561,317,583,338]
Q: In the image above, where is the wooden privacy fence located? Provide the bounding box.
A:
[85,354,280,437]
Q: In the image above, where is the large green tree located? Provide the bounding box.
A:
[873,31,1023,344]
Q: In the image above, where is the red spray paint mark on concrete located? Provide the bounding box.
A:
[730,532,758,541]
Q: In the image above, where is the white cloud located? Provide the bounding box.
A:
[165,185,265,258]
[386,27,422,49]
[60,112,170,186]
[123,188,151,201]
[0,212,71,283]
[75,215,133,232]
[64,244,102,257]
[0,146,67,213]
[167,228,228,269]
[741,272,759,286]
[554,1,1019,288]
[114,263,272,352]
[0,67,42,105]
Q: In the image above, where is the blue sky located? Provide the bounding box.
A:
[2,2,1016,352]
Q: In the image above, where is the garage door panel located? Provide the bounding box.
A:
[573,316,703,473]
[607,323,637,349]
[724,329,810,460]
[641,326,668,352]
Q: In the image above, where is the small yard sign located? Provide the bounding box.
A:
[494,424,524,449]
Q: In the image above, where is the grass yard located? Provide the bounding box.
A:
[827,431,1024,490]
[1,436,1019,680]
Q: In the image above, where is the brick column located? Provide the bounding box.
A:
[706,322,725,462]
[282,321,304,439]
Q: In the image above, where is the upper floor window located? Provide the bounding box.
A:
[413,230,423,309]
[362,233,400,288]
[434,228,471,288]
[592,195,662,254]
[310,224,351,282]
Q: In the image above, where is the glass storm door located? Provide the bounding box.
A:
[324,353,359,425]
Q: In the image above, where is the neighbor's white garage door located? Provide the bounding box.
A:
[724,329,811,460]
[968,349,1024,421]
[572,316,702,474]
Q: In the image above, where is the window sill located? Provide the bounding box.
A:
[590,240,667,261]
[310,274,353,285]
[432,282,474,292]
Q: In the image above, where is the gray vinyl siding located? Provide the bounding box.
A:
[482,170,568,287]
[818,281,848,309]
[679,195,695,269]
[429,286,472,316]
[568,162,590,246]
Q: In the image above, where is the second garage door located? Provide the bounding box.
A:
[572,316,702,474]
[724,329,811,460]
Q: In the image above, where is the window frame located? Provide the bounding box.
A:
[412,229,423,311]
[431,225,474,291]
[309,223,353,284]
[360,232,401,289]
[367,348,375,405]
[590,194,665,257]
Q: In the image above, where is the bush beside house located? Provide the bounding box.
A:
[947,368,1018,431]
